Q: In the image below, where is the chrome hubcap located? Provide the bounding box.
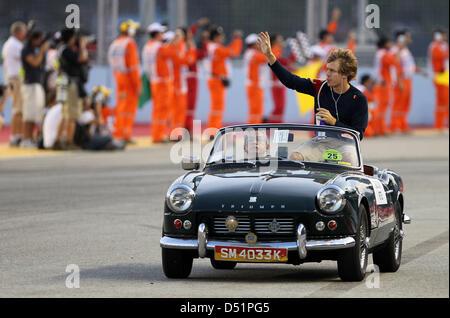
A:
[359,222,367,270]
[394,213,402,260]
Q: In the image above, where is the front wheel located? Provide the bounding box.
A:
[337,205,369,281]
[373,201,403,272]
[162,247,193,278]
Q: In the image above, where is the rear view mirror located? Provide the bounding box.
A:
[181,156,200,170]
[277,146,288,159]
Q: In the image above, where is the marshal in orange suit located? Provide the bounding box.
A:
[169,29,196,138]
[428,30,449,130]
[107,20,142,143]
[142,23,179,143]
[244,33,269,124]
[206,27,242,131]
[373,37,402,136]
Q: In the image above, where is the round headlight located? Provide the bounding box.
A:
[317,185,346,214]
[166,185,195,213]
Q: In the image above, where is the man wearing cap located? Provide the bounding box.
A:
[244,33,268,124]
[142,22,177,143]
[206,27,242,130]
[390,30,426,134]
[108,19,141,144]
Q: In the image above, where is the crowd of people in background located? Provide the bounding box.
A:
[1,21,123,150]
[1,10,449,151]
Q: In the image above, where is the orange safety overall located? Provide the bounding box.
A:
[373,48,401,135]
[108,35,141,140]
[429,40,449,129]
[142,39,175,142]
[206,38,242,130]
[244,47,268,124]
[391,45,416,133]
[356,85,376,137]
[170,40,196,135]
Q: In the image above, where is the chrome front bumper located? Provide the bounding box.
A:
[160,223,355,260]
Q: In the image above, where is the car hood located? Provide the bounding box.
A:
[191,168,341,212]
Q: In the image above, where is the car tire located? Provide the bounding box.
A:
[161,247,193,279]
[210,258,237,270]
[373,201,402,272]
[337,205,369,282]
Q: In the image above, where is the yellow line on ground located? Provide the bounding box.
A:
[125,136,154,149]
[411,128,449,136]
[0,136,154,159]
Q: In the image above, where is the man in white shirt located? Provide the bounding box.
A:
[2,21,27,146]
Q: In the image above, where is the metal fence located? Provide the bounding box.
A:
[0,0,449,67]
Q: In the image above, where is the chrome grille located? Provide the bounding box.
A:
[212,216,295,235]
[254,218,295,234]
[213,217,251,234]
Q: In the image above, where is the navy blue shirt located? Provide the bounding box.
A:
[269,60,368,139]
[21,45,45,85]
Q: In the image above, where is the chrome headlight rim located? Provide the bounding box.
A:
[166,184,196,213]
[316,185,347,214]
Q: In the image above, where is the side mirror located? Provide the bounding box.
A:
[181,156,200,170]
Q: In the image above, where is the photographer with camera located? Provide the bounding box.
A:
[73,87,124,151]
[20,30,50,148]
[53,27,89,150]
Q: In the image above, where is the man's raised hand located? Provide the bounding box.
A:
[257,32,277,65]
[257,32,272,56]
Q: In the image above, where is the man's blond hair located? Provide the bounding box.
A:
[326,48,358,82]
[10,21,26,36]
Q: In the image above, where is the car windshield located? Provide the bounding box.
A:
[206,125,361,168]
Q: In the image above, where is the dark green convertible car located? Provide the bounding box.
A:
[160,124,410,281]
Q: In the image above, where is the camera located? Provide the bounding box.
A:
[0,84,7,98]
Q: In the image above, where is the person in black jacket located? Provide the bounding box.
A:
[257,31,368,140]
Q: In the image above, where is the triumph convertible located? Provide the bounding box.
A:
[160,124,410,281]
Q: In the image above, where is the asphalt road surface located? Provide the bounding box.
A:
[0,133,448,298]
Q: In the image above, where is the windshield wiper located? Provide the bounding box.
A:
[277,159,306,168]
[205,160,257,168]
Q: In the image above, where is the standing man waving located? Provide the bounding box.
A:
[257,32,368,139]
[206,27,242,131]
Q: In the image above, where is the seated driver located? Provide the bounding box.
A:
[289,135,358,166]
[243,130,270,159]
